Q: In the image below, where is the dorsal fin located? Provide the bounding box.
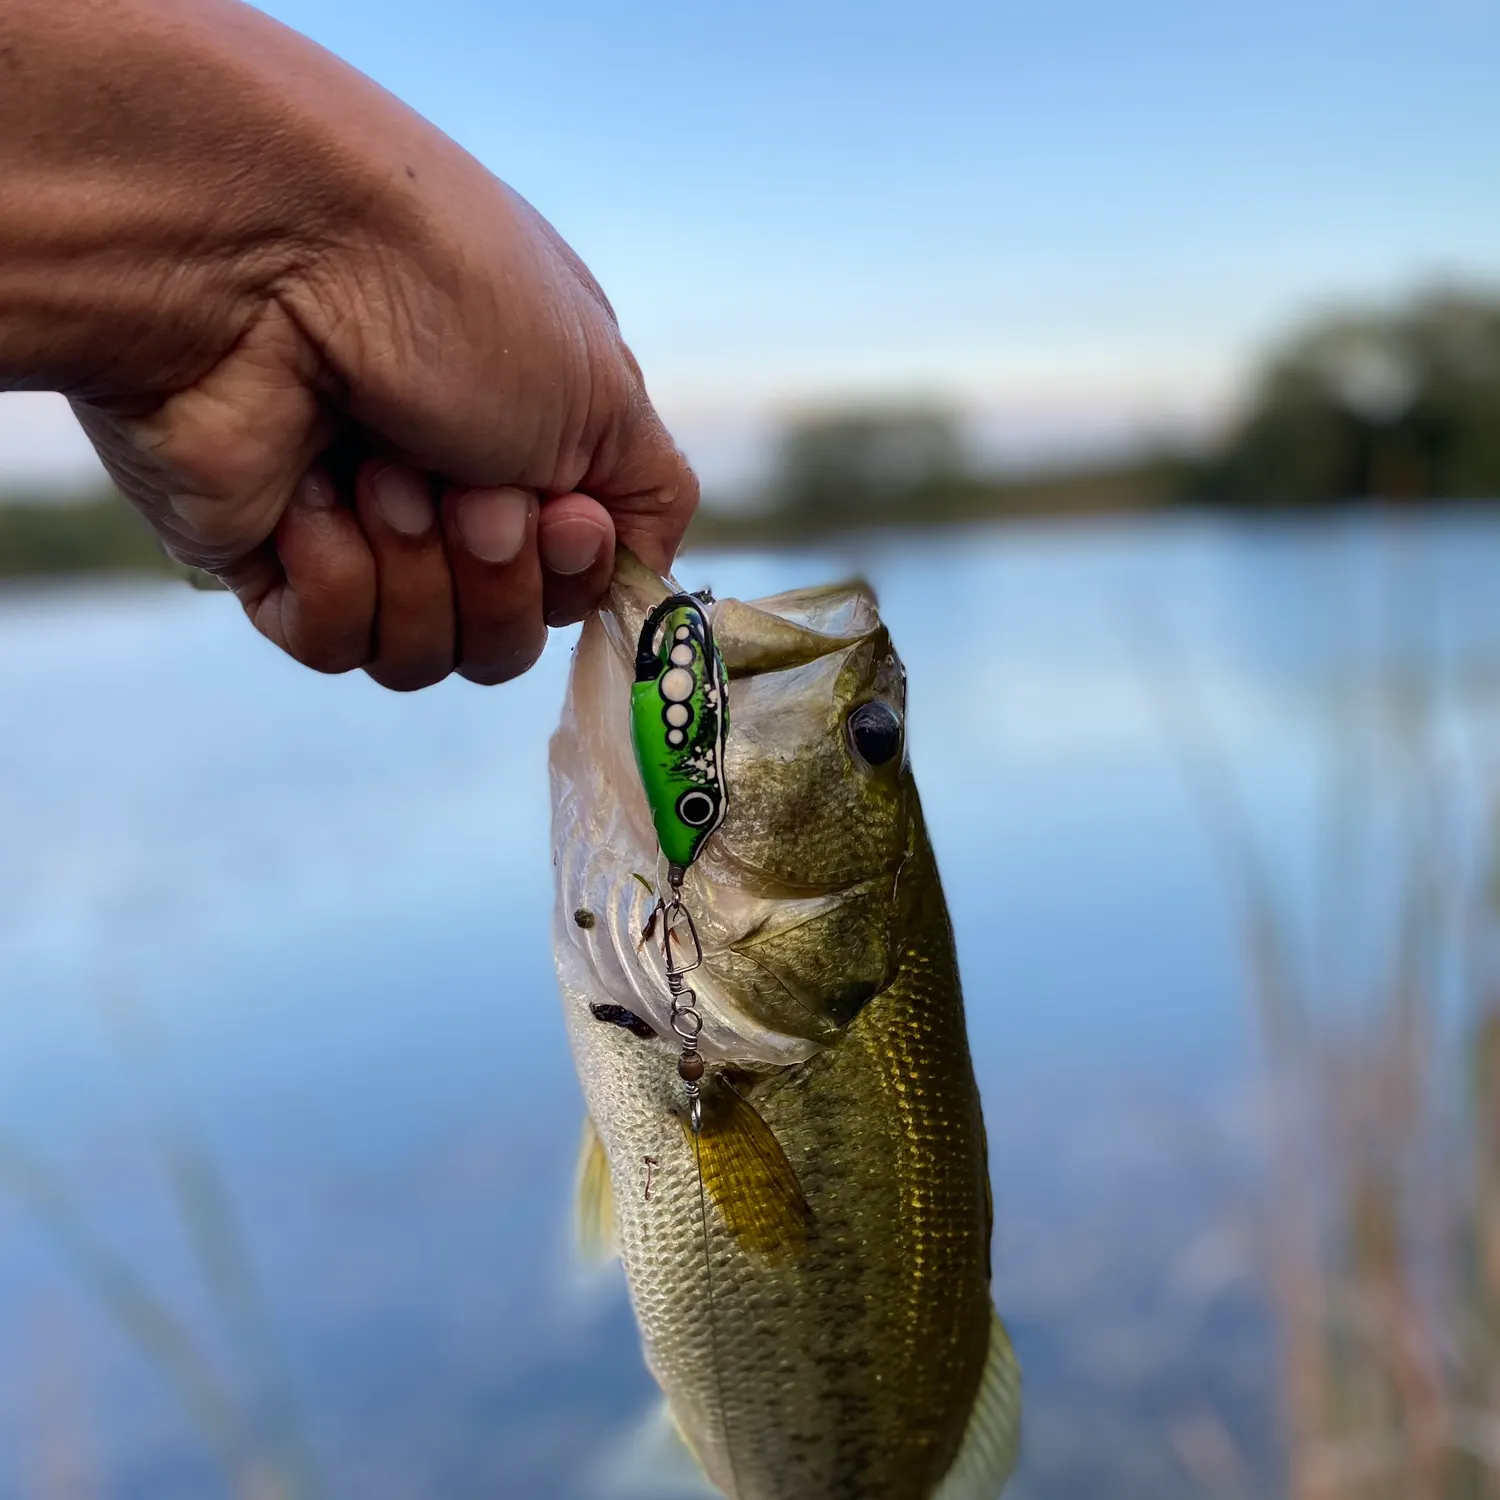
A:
[681,1080,811,1260]
[575,1116,617,1265]
[933,1308,1022,1500]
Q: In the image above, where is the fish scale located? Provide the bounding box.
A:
[558,823,990,1498]
[551,556,1018,1500]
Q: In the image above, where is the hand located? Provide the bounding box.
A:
[0,0,697,689]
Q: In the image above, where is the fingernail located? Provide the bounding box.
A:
[372,465,433,536]
[539,516,608,577]
[298,470,337,510]
[454,486,532,564]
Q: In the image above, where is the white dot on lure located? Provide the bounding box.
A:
[667,729,685,746]
[669,643,694,667]
[661,667,695,703]
[665,703,690,727]
[674,626,691,641]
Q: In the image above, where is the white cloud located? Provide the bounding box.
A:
[0,393,107,492]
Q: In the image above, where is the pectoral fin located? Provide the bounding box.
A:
[933,1308,1022,1500]
[575,1116,617,1265]
[682,1080,811,1260]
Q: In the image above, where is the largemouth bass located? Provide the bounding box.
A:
[550,554,1020,1500]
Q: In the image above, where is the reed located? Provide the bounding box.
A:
[0,991,318,1500]
[1150,562,1500,1500]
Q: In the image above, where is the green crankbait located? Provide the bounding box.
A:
[629,591,729,1130]
[630,593,729,883]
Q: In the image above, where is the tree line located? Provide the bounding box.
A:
[691,284,1500,543]
[4,284,1500,574]
[1193,287,1500,507]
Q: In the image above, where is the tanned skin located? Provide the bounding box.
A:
[0,0,697,688]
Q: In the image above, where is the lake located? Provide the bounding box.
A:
[3,509,1498,1500]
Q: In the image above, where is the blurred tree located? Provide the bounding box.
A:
[1198,288,1500,506]
[765,406,968,522]
[0,490,173,579]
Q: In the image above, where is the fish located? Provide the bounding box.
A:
[550,552,1020,1500]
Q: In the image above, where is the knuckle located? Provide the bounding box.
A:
[365,658,451,693]
[458,660,524,688]
[290,625,369,676]
[295,646,364,676]
[459,625,547,686]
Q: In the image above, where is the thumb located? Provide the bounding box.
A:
[584,386,699,574]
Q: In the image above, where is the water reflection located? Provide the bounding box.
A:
[2,512,1499,1498]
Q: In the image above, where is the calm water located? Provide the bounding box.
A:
[3,511,1498,1500]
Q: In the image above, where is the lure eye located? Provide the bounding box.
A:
[677,789,718,827]
[846,700,903,768]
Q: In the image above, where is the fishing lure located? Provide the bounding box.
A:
[631,593,729,877]
[629,592,729,1131]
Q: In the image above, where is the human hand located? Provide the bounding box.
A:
[0,0,696,689]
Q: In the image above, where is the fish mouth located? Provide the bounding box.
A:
[586,554,796,1056]
[561,552,892,1064]
[597,548,676,669]
[555,556,809,1065]
[600,548,880,685]
[594,552,866,898]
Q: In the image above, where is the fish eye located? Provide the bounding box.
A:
[846,700,903,767]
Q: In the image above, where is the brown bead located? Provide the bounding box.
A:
[677,1052,705,1082]
[573,908,596,929]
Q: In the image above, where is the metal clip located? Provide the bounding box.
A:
[661,893,706,1131]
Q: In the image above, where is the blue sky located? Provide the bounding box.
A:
[5,0,1499,486]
